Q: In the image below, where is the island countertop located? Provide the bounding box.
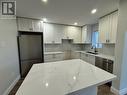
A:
[16,59,116,95]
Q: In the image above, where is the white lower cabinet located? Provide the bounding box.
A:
[81,53,95,65]
[44,52,95,65]
[89,55,95,65]
[81,53,89,63]
[44,53,64,62]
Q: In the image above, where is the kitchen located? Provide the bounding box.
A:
[0,0,127,95]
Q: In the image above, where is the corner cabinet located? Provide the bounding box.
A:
[17,17,43,32]
[99,11,118,43]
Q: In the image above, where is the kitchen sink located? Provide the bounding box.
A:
[87,51,98,55]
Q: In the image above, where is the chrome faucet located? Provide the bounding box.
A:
[91,45,98,53]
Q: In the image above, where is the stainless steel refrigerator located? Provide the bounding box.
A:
[17,31,44,78]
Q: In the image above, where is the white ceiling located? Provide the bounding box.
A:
[16,0,119,26]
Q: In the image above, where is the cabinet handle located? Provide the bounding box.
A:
[106,39,110,43]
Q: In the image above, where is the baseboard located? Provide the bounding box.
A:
[111,86,127,95]
[3,75,20,95]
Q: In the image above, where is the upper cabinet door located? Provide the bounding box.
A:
[67,26,82,43]
[99,17,107,43]
[110,11,118,43]
[17,18,33,31]
[17,17,43,32]
[53,24,65,43]
[32,20,43,32]
[43,23,64,43]
[81,26,87,43]
[43,23,54,43]
[81,25,92,43]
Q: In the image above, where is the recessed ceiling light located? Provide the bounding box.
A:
[73,76,76,80]
[45,82,49,87]
[91,9,97,14]
[42,0,48,3]
[74,22,78,25]
[42,18,47,22]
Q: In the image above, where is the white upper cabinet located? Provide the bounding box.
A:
[66,26,82,43]
[17,17,43,32]
[99,16,109,43]
[43,23,65,43]
[17,18,33,31]
[109,11,118,43]
[99,11,118,43]
[81,25,92,43]
[43,23,82,44]
[32,19,43,32]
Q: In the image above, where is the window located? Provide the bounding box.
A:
[92,31,102,48]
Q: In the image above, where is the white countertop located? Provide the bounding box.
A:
[75,51,115,61]
[44,51,114,61]
[16,59,116,95]
[44,51,64,55]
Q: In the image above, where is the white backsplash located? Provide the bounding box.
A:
[44,43,84,52]
[98,44,115,56]
[83,44,115,56]
[44,43,115,56]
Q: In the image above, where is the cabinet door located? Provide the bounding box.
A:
[89,55,95,65]
[81,53,89,62]
[17,18,33,31]
[43,23,64,43]
[53,24,65,43]
[32,20,43,32]
[99,17,108,43]
[81,25,92,43]
[67,26,82,43]
[109,11,118,43]
[99,11,118,43]
[81,26,87,43]
[44,54,54,62]
[43,23,54,43]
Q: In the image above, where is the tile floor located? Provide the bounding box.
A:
[9,79,119,95]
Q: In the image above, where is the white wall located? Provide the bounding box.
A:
[0,19,20,95]
[112,0,127,94]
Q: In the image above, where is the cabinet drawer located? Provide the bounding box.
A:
[44,53,64,62]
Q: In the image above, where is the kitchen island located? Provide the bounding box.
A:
[16,59,116,95]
